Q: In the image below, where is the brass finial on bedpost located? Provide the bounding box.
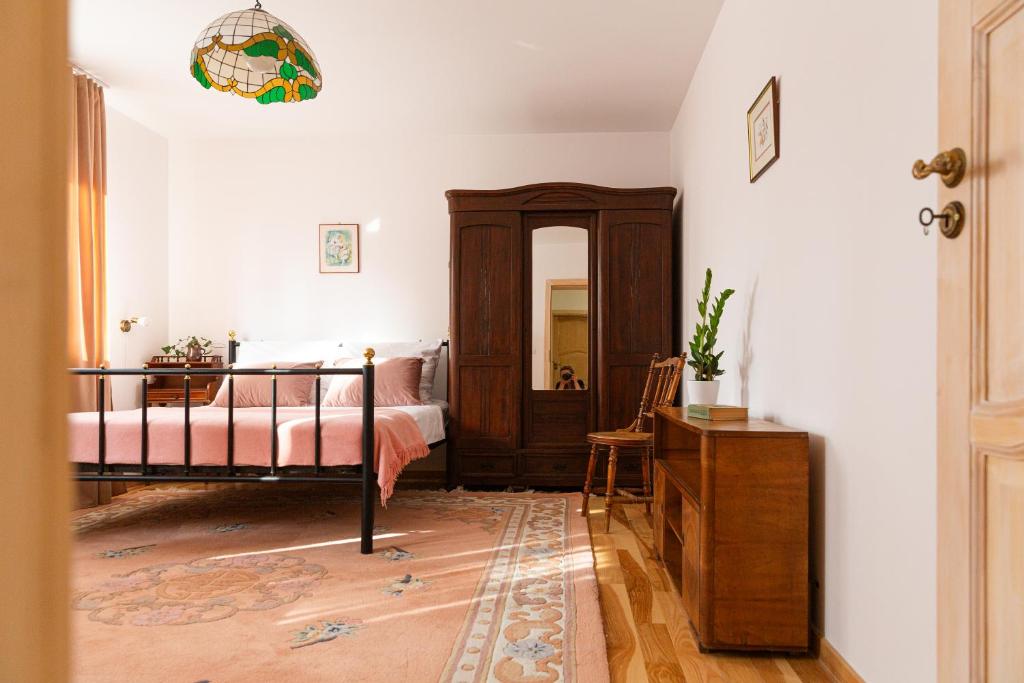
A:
[364,347,375,365]
[228,329,236,342]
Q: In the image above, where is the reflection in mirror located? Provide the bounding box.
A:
[531,226,588,390]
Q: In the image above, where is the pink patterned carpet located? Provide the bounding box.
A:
[71,486,608,682]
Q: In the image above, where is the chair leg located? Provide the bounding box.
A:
[581,443,599,517]
[605,446,619,532]
[641,446,652,516]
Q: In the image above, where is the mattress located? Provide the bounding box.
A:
[67,401,447,504]
[400,399,448,445]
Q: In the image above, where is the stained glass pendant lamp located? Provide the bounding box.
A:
[190,1,322,104]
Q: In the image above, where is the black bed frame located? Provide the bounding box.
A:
[71,341,380,553]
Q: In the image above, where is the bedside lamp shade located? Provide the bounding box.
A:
[190,3,322,104]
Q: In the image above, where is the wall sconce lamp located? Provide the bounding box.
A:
[119,316,148,333]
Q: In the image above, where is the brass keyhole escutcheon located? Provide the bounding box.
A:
[912,148,967,188]
[919,201,965,239]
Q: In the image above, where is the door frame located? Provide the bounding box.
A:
[544,278,588,389]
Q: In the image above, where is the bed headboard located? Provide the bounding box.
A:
[226,333,450,401]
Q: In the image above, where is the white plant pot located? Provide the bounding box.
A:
[687,380,720,406]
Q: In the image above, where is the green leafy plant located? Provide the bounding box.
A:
[161,336,213,358]
[687,269,735,381]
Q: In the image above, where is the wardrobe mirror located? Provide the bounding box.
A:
[531,226,589,391]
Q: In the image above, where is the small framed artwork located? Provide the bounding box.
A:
[746,76,780,182]
[318,223,360,273]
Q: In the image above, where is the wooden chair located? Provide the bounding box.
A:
[581,353,685,530]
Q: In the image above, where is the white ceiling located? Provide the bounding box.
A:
[70,1,723,139]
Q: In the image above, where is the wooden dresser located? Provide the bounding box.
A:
[652,407,809,653]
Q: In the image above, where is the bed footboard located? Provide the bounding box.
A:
[71,348,378,554]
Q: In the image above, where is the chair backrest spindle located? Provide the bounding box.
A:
[623,353,686,433]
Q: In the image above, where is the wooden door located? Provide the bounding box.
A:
[598,209,673,430]
[2,1,71,680]
[550,313,588,387]
[938,1,1024,680]
[450,211,522,450]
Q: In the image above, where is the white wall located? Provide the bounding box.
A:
[167,132,669,347]
[105,107,169,409]
[670,1,937,680]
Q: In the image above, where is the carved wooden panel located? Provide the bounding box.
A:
[450,211,521,452]
[605,364,648,432]
[605,216,671,356]
[454,217,517,357]
[984,451,1024,681]
[981,6,1024,404]
[525,392,589,446]
[599,208,674,431]
[456,365,515,447]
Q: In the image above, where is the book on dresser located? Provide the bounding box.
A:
[685,404,748,421]
[652,406,809,653]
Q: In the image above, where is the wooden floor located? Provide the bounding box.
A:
[587,497,833,683]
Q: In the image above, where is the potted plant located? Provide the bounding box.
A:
[687,268,735,405]
[161,336,214,362]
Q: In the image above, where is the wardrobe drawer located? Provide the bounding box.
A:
[522,454,588,477]
[459,453,515,476]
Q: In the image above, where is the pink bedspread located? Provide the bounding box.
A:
[67,406,429,504]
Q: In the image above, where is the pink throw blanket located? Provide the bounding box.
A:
[68,406,429,504]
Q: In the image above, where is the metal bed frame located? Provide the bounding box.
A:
[71,343,380,553]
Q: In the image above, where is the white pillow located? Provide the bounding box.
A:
[234,340,343,365]
[233,340,342,402]
[338,340,442,403]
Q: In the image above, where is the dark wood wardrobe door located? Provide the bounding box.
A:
[598,209,674,431]
[450,211,522,450]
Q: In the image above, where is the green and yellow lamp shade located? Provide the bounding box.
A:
[190,4,322,104]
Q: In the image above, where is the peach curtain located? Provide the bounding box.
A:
[68,73,121,506]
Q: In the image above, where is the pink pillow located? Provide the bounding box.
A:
[323,357,424,407]
[211,361,323,408]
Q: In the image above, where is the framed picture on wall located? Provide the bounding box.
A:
[746,76,780,182]
[318,223,360,273]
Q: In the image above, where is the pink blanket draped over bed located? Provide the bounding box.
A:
[67,406,429,505]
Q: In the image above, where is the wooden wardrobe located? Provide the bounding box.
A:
[447,182,677,487]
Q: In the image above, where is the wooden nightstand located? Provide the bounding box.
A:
[145,355,223,407]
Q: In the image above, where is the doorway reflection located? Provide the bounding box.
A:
[531,226,588,390]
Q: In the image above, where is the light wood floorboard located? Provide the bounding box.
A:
[587,498,834,683]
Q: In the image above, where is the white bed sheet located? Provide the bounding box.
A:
[394,399,448,445]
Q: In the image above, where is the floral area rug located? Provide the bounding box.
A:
[71,486,608,682]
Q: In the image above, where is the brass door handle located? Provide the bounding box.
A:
[912,148,966,187]
[919,201,965,238]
